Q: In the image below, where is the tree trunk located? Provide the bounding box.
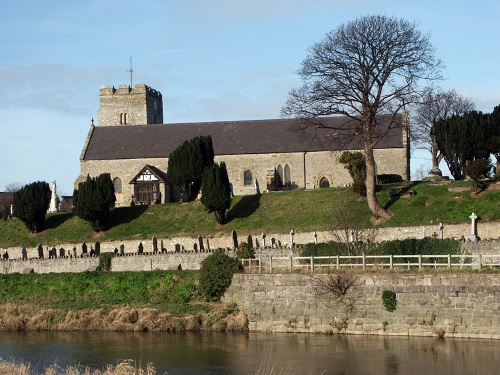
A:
[364,140,391,220]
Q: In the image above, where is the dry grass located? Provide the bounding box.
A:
[0,304,248,332]
[0,359,157,375]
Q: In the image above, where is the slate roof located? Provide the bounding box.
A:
[82,114,405,161]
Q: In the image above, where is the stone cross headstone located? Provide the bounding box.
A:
[313,231,318,244]
[469,213,478,241]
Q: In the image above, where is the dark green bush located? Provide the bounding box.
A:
[382,290,397,312]
[236,242,255,259]
[97,252,113,271]
[199,251,240,302]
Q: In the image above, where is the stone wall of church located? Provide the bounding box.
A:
[77,147,408,207]
[77,157,169,206]
[97,84,163,126]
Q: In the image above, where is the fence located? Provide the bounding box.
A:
[240,254,500,273]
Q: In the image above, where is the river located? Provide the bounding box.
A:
[0,331,498,374]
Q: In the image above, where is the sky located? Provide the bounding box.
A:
[1,0,499,195]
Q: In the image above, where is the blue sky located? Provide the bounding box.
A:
[1,0,499,195]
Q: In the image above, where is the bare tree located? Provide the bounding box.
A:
[330,194,376,256]
[4,182,22,192]
[281,15,442,219]
[411,88,474,176]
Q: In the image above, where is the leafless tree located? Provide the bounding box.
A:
[330,194,376,256]
[411,88,474,175]
[281,15,442,219]
[4,182,22,192]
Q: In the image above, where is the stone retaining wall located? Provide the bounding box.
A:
[222,273,500,339]
[1,221,498,261]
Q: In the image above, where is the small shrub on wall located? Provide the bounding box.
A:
[382,290,397,312]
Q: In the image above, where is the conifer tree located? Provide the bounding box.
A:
[201,161,231,224]
[433,111,490,180]
[339,151,367,197]
[13,181,51,233]
[73,173,116,232]
[167,135,214,201]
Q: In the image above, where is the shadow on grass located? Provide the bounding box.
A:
[44,212,74,230]
[383,181,419,211]
[226,194,261,222]
[109,205,149,226]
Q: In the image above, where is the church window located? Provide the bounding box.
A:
[276,165,283,187]
[319,177,330,188]
[284,164,291,186]
[113,178,122,193]
[119,113,128,124]
[244,170,253,186]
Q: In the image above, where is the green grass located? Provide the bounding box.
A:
[1,181,499,248]
[0,270,204,312]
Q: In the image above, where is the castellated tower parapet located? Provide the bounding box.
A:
[97,84,163,126]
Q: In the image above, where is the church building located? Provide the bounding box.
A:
[76,84,410,207]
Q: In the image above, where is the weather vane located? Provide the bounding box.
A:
[127,57,133,87]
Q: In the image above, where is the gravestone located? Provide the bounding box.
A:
[38,244,44,258]
[82,242,88,254]
[198,236,204,251]
[59,247,65,258]
[232,230,238,249]
[175,244,181,253]
[120,244,125,255]
[48,180,58,213]
[95,241,100,256]
[247,234,253,248]
[152,236,158,253]
[261,233,266,248]
[469,213,478,241]
[161,240,166,253]
[21,247,28,260]
[138,242,144,254]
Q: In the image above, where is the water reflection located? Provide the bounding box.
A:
[0,332,498,375]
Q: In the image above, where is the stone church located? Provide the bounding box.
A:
[76,84,410,207]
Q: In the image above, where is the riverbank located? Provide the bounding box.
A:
[0,358,156,375]
[0,303,248,332]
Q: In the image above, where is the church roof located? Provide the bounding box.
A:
[82,114,405,161]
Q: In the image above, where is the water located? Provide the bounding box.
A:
[0,331,498,375]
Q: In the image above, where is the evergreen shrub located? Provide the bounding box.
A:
[199,251,240,302]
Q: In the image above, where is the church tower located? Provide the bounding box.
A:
[97,84,163,126]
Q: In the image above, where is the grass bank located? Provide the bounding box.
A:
[1,181,499,248]
[0,270,247,332]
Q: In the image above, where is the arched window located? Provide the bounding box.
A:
[319,177,330,188]
[113,178,122,193]
[276,164,283,186]
[284,164,291,186]
[244,170,253,186]
[119,113,128,124]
